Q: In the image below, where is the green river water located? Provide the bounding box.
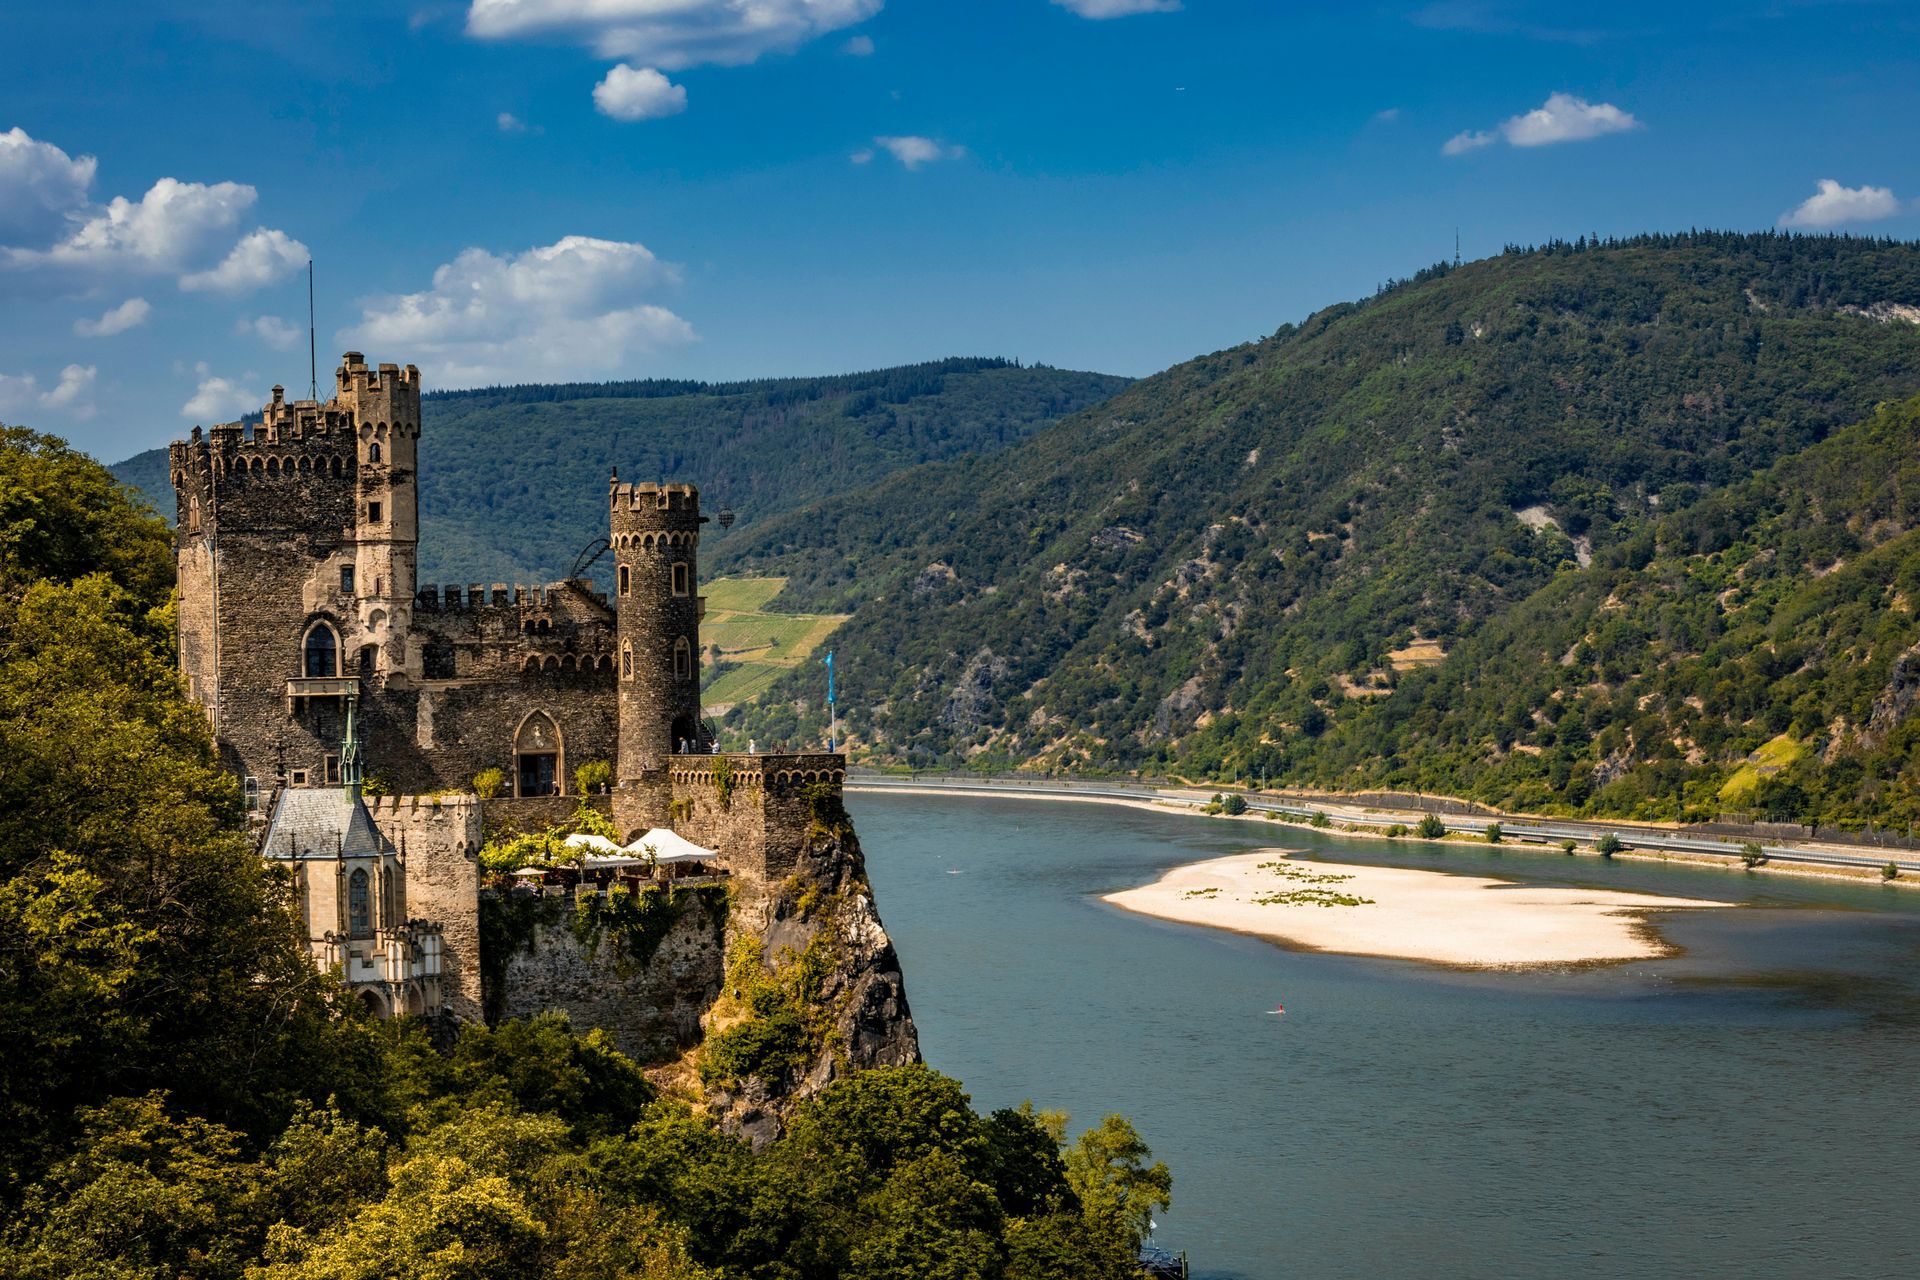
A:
[849,791,1920,1280]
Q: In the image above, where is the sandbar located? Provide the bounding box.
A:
[1102,851,1731,967]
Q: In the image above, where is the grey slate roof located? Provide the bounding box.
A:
[262,788,387,860]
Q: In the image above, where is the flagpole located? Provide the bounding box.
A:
[823,650,837,753]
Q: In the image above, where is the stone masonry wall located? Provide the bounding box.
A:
[379,795,485,1024]
[483,887,728,1063]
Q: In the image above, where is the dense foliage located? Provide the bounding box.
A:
[0,425,1168,1278]
[112,357,1129,583]
[718,234,1920,826]
[1290,394,1920,827]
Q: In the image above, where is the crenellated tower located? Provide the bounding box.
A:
[609,479,709,831]
[332,352,422,616]
[168,353,423,798]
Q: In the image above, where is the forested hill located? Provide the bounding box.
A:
[1287,393,1920,827]
[110,357,1129,582]
[718,232,1920,824]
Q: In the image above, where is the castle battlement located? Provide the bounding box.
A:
[367,793,484,821]
[667,753,847,790]
[610,480,700,510]
[413,582,612,612]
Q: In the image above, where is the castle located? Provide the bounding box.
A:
[168,355,914,1100]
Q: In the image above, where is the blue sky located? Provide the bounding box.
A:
[2,0,1917,461]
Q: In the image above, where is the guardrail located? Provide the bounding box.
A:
[845,773,1920,876]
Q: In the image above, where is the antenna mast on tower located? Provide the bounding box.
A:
[307,260,317,401]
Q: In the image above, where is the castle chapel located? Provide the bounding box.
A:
[169,354,850,1027]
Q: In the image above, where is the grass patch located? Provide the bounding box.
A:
[699,575,849,713]
[1717,733,1806,806]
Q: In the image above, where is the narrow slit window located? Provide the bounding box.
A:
[340,564,356,594]
[672,563,690,596]
[674,636,692,680]
[367,501,383,524]
[619,564,631,596]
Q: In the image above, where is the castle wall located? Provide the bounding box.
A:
[379,795,485,1024]
[667,754,847,900]
[482,887,727,1063]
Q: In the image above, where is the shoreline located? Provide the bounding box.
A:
[846,781,1919,889]
[1100,851,1730,968]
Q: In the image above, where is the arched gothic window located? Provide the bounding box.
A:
[368,441,382,463]
[621,643,633,678]
[674,636,692,680]
[348,868,371,937]
[303,623,338,677]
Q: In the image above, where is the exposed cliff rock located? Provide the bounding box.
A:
[701,811,920,1145]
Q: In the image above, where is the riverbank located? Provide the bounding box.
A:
[846,778,1920,887]
[1102,851,1730,967]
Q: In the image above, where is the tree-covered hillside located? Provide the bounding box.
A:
[111,358,1129,584]
[1283,393,1920,828]
[717,234,1920,824]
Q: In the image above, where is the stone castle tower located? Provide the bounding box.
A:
[171,354,426,793]
[610,480,712,830]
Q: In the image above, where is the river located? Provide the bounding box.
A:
[848,790,1920,1280]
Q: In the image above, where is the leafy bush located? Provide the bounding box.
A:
[1740,841,1767,869]
[1385,823,1408,838]
[472,767,505,799]
[1415,813,1447,840]
[1485,822,1502,844]
[1220,794,1248,816]
[573,759,613,795]
[1596,832,1624,856]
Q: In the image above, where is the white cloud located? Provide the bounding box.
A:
[1778,178,1901,229]
[238,314,303,350]
[869,135,961,170]
[498,111,531,133]
[1443,92,1640,155]
[1374,107,1402,123]
[27,177,256,274]
[0,362,98,420]
[182,375,258,422]
[593,64,688,120]
[0,126,96,244]
[0,129,306,294]
[342,234,695,386]
[1052,0,1182,16]
[466,0,881,69]
[40,364,97,418]
[842,34,874,55]
[180,227,308,293]
[74,296,151,337]
[850,147,875,164]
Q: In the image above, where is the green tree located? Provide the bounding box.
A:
[1062,1114,1172,1257]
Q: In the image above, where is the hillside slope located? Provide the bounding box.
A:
[718,234,1920,807]
[1288,393,1920,827]
[112,358,1129,583]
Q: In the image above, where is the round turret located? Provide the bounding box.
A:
[610,481,707,784]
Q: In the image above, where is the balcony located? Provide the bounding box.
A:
[286,676,359,701]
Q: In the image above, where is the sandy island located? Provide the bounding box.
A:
[1102,851,1731,967]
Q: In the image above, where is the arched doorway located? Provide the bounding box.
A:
[515,710,563,797]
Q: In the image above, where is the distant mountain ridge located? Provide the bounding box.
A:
[110,357,1131,583]
[713,232,1920,827]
